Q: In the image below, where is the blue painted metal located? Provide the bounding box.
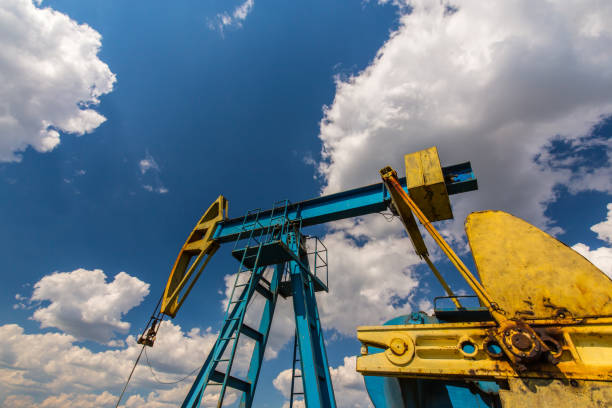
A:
[289,331,303,407]
[182,204,290,408]
[240,263,285,407]
[181,161,478,407]
[181,266,266,407]
[213,164,477,243]
[288,227,336,408]
[363,313,501,408]
[182,202,336,408]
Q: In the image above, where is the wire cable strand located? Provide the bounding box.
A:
[114,292,164,407]
[114,344,145,408]
[143,346,200,385]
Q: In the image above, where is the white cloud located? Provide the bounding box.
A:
[209,0,254,33]
[4,392,116,408]
[28,268,150,343]
[0,320,218,407]
[273,356,371,408]
[318,0,612,225]
[312,0,612,340]
[317,216,422,335]
[0,0,116,162]
[139,154,159,175]
[572,203,612,278]
[591,203,612,244]
[139,152,168,194]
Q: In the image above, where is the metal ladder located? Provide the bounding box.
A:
[182,203,290,408]
[289,332,304,407]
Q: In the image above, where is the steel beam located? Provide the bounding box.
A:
[213,163,477,243]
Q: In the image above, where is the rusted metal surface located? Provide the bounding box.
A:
[356,317,612,382]
[499,378,612,408]
[360,155,612,406]
[465,210,612,320]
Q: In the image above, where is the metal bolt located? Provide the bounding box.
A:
[389,338,406,355]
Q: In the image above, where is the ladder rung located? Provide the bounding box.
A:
[255,283,272,301]
[210,370,251,393]
[240,324,263,342]
[214,358,230,363]
[293,392,304,395]
[220,336,236,341]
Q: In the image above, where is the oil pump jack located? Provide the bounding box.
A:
[135,147,611,408]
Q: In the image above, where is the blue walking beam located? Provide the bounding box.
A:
[212,162,476,243]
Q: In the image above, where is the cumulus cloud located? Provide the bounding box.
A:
[273,356,371,408]
[4,392,116,408]
[591,203,612,244]
[572,203,612,278]
[319,0,612,225]
[28,268,150,343]
[312,0,612,342]
[0,0,116,162]
[208,0,254,33]
[317,216,422,335]
[0,320,218,407]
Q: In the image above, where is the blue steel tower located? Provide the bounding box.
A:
[181,202,335,407]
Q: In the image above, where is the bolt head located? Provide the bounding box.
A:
[389,338,406,355]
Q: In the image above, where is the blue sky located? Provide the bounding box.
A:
[1,1,612,407]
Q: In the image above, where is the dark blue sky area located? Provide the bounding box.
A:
[0,1,399,405]
[0,0,397,319]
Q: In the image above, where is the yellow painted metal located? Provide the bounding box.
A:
[380,167,503,322]
[356,317,612,382]
[499,379,612,408]
[384,166,428,258]
[404,146,453,222]
[381,165,462,309]
[466,210,612,320]
[361,154,612,400]
[380,165,583,369]
[161,195,228,318]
